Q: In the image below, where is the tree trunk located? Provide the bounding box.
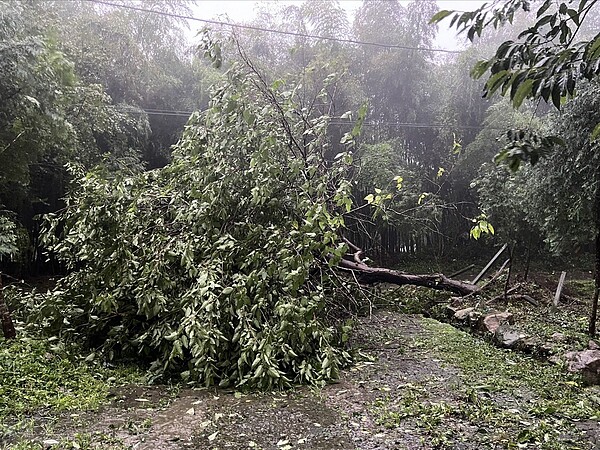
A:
[524,233,532,282]
[0,274,16,339]
[590,186,600,337]
[338,258,478,296]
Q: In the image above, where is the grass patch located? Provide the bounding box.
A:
[419,318,600,419]
[0,336,142,442]
[372,318,600,449]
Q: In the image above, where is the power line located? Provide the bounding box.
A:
[87,0,462,54]
[330,120,496,131]
[116,107,492,131]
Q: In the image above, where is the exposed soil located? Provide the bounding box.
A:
[12,311,600,450]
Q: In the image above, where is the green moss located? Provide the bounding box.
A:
[372,318,600,449]
[568,279,595,299]
[0,336,143,438]
[420,319,598,413]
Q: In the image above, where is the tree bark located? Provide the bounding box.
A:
[338,258,479,296]
[590,185,600,337]
[0,274,16,339]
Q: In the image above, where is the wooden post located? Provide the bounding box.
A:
[448,264,475,279]
[504,245,514,300]
[472,243,508,285]
[553,271,567,309]
[524,234,532,282]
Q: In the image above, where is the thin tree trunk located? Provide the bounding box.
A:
[589,186,600,337]
[524,234,532,282]
[338,258,478,296]
[0,274,16,339]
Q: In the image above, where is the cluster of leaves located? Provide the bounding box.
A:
[434,0,600,109]
[0,1,155,269]
[37,59,355,388]
[0,0,218,273]
[494,129,564,171]
[359,142,444,225]
[0,215,18,261]
[433,0,600,172]
[469,214,495,240]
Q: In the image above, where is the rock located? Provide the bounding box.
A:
[494,326,527,349]
[589,340,600,350]
[453,307,474,322]
[480,311,514,334]
[551,332,566,342]
[539,342,555,355]
[520,337,539,353]
[564,350,600,384]
[449,297,462,308]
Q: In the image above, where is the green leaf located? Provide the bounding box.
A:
[592,122,600,142]
[470,60,492,79]
[486,70,509,95]
[429,10,453,24]
[512,79,534,108]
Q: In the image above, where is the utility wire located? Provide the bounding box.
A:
[116,106,495,131]
[87,0,462,54]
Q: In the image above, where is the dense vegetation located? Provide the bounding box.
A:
[1,0,599,390]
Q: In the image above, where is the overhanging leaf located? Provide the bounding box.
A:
[429,10,453,24]
[592,122,600,142]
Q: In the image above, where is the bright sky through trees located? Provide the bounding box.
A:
[189,0,487,50]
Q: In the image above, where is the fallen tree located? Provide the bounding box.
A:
[339,257,478,296]
[336,237,478,296]
[35,38,483,387]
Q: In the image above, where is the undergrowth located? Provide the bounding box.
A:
[372,318,600,449]
[0,335,142,444]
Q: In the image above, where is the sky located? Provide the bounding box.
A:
[188,0,488,50]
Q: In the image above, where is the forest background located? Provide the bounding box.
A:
[1,0,600,385]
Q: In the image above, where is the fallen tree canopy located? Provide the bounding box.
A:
[33,44,482,387]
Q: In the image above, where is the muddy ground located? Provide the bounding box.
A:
[11,311,600,450]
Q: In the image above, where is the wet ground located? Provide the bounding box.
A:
[9,312,600,450]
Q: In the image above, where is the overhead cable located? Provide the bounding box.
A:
[87,0,462,54]
[116,107,492,131]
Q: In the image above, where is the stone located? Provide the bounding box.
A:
[480,311,514,334]
[551,332,566,342]
[589,340,600,350]
[453,307,474,322]
[494,326,527,349]
[564,350,600,384]
[520,337,539,353]
[449,297,462,308]
[539,342,555,355]
[548,355,562,365]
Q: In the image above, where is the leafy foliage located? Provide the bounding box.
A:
[433,0,600,109]
[432,0,600,170]
[0,1,153,270]
[473,82,600,253]
[38,59,355,388]
[0,215,19,261]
